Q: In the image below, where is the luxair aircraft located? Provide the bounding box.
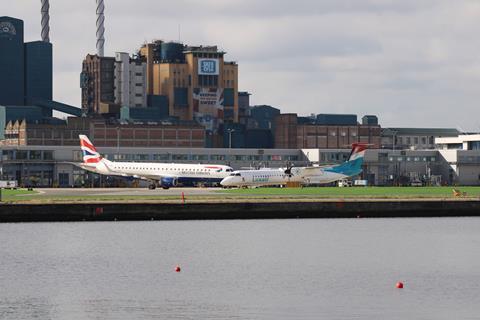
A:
[77,135,233,189]
[220,143,368,188]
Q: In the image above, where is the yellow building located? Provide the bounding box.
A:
[139,41,238,126]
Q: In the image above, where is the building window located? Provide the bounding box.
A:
[43,151,54,160]
[134,154,150,161]
[172,154,189,160]
[16,151,28,160]
[153,154,170,161]
[191,155,208,161]
[414,137,419,144]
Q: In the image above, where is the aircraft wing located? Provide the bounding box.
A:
[302,164,334,170]
[122,173,179,181]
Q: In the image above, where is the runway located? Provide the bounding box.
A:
[35,187,222,197]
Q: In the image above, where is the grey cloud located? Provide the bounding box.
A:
[107,0,438,18]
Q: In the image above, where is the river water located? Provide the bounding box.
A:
[0,218,479,319]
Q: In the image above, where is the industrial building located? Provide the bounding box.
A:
[435,134,480,185]
[0,117,205,148]
[81,54,116,115]
[114,52,147,108]
[381,127,460,150]
[0,15,82,142]
[139,41,238,124]
[0,16,53,114]
[274,113,381,149]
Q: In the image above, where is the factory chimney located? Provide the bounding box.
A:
[41,0,50,42]
[96,0,105,56]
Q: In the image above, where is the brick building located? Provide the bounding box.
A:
[274,113,381,149]
[1,117,205,148]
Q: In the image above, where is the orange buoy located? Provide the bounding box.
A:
[396,282,404,289]
[175,265,181,272]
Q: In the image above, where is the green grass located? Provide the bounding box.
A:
[0,188,38,200]
[0,193,182,203]
[2,186,480,203]
[220,186,480,198]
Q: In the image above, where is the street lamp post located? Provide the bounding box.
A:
[392,130,397,152]
[227,129,235,149]
[116,126,120,159]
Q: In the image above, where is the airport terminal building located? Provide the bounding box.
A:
[1,143,479,187]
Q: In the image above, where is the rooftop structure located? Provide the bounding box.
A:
[436,134,480,150]
[382,127,461,150]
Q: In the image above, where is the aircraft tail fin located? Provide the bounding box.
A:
[347,143,369,162]
[79,135,102,164]
[326,143,369,177]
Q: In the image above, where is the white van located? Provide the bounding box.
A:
[338,179,353,187]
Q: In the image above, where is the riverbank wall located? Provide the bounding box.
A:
[0,199,479,222]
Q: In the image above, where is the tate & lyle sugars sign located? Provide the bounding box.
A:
[198,59,219,75]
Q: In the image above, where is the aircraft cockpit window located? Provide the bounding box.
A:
[234,173,241,176]
[226,168,233,172]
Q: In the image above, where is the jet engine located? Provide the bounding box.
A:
[160,177,177,189]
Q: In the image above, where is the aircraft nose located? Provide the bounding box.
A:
[220,177,232,186]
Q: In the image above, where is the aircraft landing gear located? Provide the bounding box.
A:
[148,183,156,190]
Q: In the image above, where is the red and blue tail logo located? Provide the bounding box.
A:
[347,143,368,161]
[79,135,101,164]
[325,143,369,176]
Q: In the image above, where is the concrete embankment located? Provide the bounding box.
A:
[0,199,479,222]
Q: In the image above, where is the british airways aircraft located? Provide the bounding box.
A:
[220,143,368,188]
[77,135,233,189]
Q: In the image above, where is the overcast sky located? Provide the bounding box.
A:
[5,0,480,130]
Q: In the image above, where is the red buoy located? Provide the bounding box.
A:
[175,265,181,272]
[396,282,404,289]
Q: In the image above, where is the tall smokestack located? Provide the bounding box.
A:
[41,0,50,42]
[96,0,105,56]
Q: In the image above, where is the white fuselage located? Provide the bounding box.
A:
[220,167,348,187]
[79,160,233,181]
